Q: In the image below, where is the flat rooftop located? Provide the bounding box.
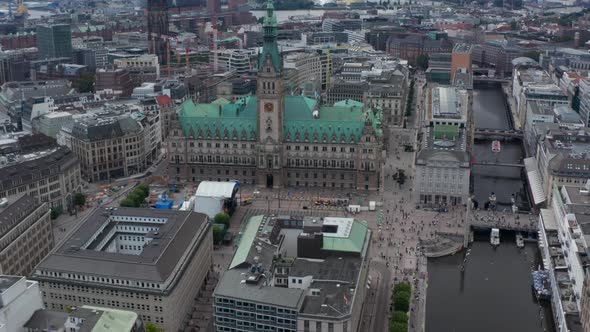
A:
[34,208,208,283]
[215,214,370,318]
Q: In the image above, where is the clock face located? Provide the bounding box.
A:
[264,103,274,113]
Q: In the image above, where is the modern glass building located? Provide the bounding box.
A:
[36,24,72,60]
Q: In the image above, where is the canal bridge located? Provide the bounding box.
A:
[474,128,524,138]
[470,210,537,232]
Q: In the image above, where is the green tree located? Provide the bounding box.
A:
[127,192,143,207]
[74,193,86,207]
[213,227,224,244]
[510,20,519,31]
[214,212,231,228]
[416,54,429,70]
[120,198,136,208]
[136,184,150,198]
[390,321,408,332]
[393,291,410,312]
[145,323,163,332]
[50,206,63,220]
[74,72,95,93]
[393,282,411,295]
[392,311,408,323]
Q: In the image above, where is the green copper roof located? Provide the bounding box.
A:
[322,219,369,253]
[230,215,264,269]
[179,96,258,140]
[258,0,281,72]
[178,96,383,143]
[212,97,231,105]
[80,306,137,332]
[334,99,364,107]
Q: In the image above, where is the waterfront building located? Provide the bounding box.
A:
[386,33,452,65]
[213,214,371,332]
[0,276,44,332]
[538,185,590,332]
[0,195,52,277]
[36,24,73,60]
[451,43,472,82]
[0,144,81,209]
[416,87,471,206]
[512,65,568,128]
[473,39,523,77]
[30,208,212,332]
[532,127,590,203]
[166,1,384,190]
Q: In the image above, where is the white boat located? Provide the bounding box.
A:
[491,140,501,153]
[490,228,500,246]
[516,233,524,248]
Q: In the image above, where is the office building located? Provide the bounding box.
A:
[60,107,161,182]
[0,276,44,332]
[36,24,73,60]
[0,145,82,209]
[538,185,590,332]
[451,43,472,81]
[95,68,134,97]
[0,195,52,277]
[213,214,371,332]
[114,54,161,87]
[31,208,212,332]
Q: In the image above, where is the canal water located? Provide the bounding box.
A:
[426,236,554,332]
[471,87,527,208]
[426,85,554,332]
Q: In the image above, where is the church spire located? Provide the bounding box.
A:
[258,0,281,73]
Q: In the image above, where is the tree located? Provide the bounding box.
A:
[214,212,231,228]
[416,54,429,70]
[390,321,408,332]
[213,227,224,244]
[74,193,86,207]
[510,20,519,31]
[136,184,150,198]
[50,206,63,220]
[145,323,163,332]
[74,72,95,93]
[120,198,136,208]
[393,282,411,295]
[127,192,143,207]
[393,291,410,312]
[392,311,408,323]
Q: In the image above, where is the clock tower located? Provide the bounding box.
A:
[257,0,283,188]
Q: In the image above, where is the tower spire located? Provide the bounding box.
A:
[258,0,281,73]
